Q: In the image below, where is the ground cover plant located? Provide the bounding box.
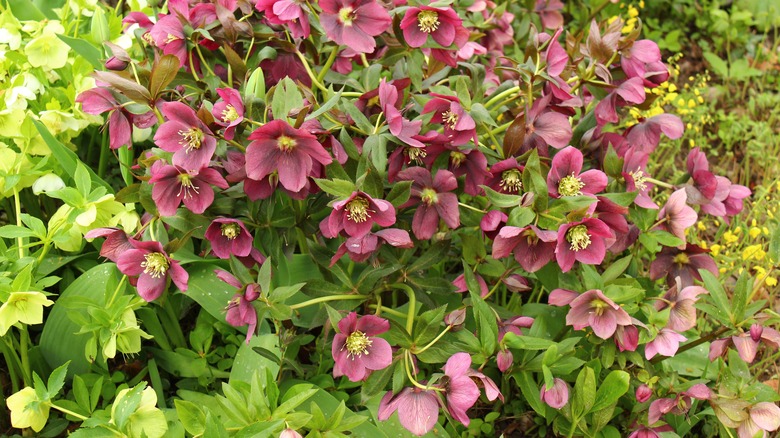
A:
[1,0,779,437]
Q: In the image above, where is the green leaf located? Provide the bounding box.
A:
[386,181,412,208]
[700,269,731,323]
[57,34,103,69]
[769,231,780,264]
[314,178,357,198]
[703,51,729,78]
[413,306,447,345]
[603,146,624,178]
[74,162,91,196]
[589,370,629,413]
[73,375,91,413]
[361,361,396,402]
[204,411,229,438]
[512,372,546,416]
[572,367,596,418]
[113,383,146,429]
[467,268,498,355]
[306,88,343,121]
[502,333,554,350]
[343,103,374,133]
[363,135,388,174]
[506,206,535,228]
[482,185,522,208]
[47,361,70,398]
[599,191,637,207]
[601,255,632,283]
[522,149,548,211]
[0,225,38,239]
[175,400,206,436]
[271,77,303,124]
[731,271,750,322]
[275,385,317,416]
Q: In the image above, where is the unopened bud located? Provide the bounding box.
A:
[279,429,303,438]
[444,308,467,329]
[635,384,652,403]
[503,274,531,292]
[244,284,261,302]
[520,192,535,207]
[750,323,763,342]
[32,173,65,195]
[245,68,267,101]
[90,7,110,45]
[497,349,513,372]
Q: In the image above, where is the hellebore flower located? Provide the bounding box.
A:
[212,87,244,140]
[330,228,414,265]
[627,423,674,438]
[737,402,780,438]
[540,378,569,409]
[378,79,425,149]
[566,289,632,339]
[246,119,333,193]
[85,227,135,262]
[492,225,558,273]
[636,384,653,403]
[279,429,304,438]
[621,40,663,81]
[397,167,460,240]
[423,142,489,196]
[496,349,513,372]
[656,189,697,248]
[422,94,476,146]
[644,328,687,360]
[547,146,608,198]
[649,244,718,288]
[117,240,188,301]
[622,147,658,209]
[400,5,465,48]
[322,191,396,238]
[685,147,718,202]
[204,218,253,259]
[154,101,218,172]
[255,0,311,39]
[76,87,155,150]
[709,326,780,363]
[217,270,260,344]
[486,158,524,195]
[148,162,229,216]
[319,0,392,54]
[654,279,708,332]
[6,387,49,432]
[555,218,613,273]
[595,77,647,126]
[0,292,54,336]
[648,384,711,424]
[332,312,392,381]
[615,324,639,352]
[441,353,481,426]
[378,387,442,436]
[149,14,187,66]
[479,210,508,240]
[498,316,535,342]
[452,272,488,298]
[514,94,572,157]
[626,114,684,152]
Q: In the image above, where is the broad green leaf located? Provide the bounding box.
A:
[572,367,596,418]
[58,34,103,69]
[700,269,731,323]
[386,180,412,208]
[112,384,146,429]
[174,400,206,436]
[314,178,356,198]
[481,185,522,208]
[512,371,546,416]
[589,370,629,413]
[467,267,498,355]
[149,55,180,99]
[502,333,554,350]
[271,77,303,124]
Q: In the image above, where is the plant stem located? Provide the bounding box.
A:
[0,339,21,393]
[392,283,417,334]
[290,294,368,310]
[485,86,520,109]
[413,326,451,354]
[19,326,31,386]
[403,350,445,392]
[317,45,340,83]
[50,402,89,421]
[369,304,407,318]
[490,121,513,136]
[458,202,487,214]
[13,188,23,259]
[295,50,328,93]
[644,177,675,190]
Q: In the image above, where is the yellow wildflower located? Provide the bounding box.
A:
[710,244,722,257]
[742,245,765,261]
[749,227,762,239]
[767,277,778,287]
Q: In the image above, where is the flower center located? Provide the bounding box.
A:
[165,33,179,44]
[450,151,466,168]
[345,330,372,358]
[338,6,356,25]
[417,10,440,33]
[629,168,648,192]
[177,173,200,199]
[277,135,297,152]
[346,196,371,223]
[406,147,427,164]
[500,169,523,193]
[558,174,585,197]
[442,109,458,129]
[221,104,240,123]
[591,299,608,316]
[221,223,241,240]
[141,252,169,278]
[178,127,204,152]
[673,253,690,265]
[566,225,591,251]
[420,188,438,205]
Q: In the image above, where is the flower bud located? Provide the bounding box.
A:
[750,323,763,342]
[502,274,531,292]
[444,308,466,329]
[244,284,260,302]
[279,429,303,438]
[496,349,513,372]
[540,378,569,409]
[520,192,535,207]
[245,68,266,101]
[90,7,110,45]
[635,384,652,403]
[105,56,129,71]
[32,173,65,195]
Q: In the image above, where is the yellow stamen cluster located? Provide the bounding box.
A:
[221,105,240,123]
[338,7,355,25]
[566,225,591,251]
[420,188,439,205]
[177,174,200,199]
[141,252,169,278]
[442,110,458,129]
[500,169,523,193]
[277,135,297,152]
[591,299,608,316]
[450,151,466,168]
[629,169,648,192]
[558,174,585,197]
[346,197,371,223]
[417,10,440,33]
[344,330,372,358]
[406,147,427,164]
[178,127,204,152]
[221,223,241,240]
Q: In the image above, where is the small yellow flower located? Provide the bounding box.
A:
[767,277,778,287]
[749,227,762,239]
[697,222,706,231]
[723,231,738,245]
[742,245,766,261]
[710,244,722,257]
[6,387,49,432]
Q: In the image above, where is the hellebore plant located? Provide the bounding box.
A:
[3,1,777,438]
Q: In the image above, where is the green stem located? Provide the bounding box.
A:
[317,45,340,83]
[369,304,406,318]
[295,50,328,93]
[644,177,675,190]
[159,298,186,349]
[458,202,487,214]
[490,121,513,136]
[290,294,368,310]
[19,326,31,386]
[404,350,445,392]
[13,188,23,259]
[107,276,127,308]
[50,402,89,421]
[485,86,520,109]
[412,326,451,354]
[392,283,416,334]
[98,128,110,179]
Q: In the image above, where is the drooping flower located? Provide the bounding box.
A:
[615,324,639,352]
[423,142,489,196]
[211,87,244,140]
[621,40,663,82]
[332,312,393,381]
[555,218,613,273]
[378,387,442,436]
[737,402,780,438]
[378,79,425,149]
[496,349,513,372]
[709,326,780,363]
[117,240,189,301]
[441,353,481,426]
[321,191,396,238]
[85,227,135,262]
[75,87,156,150]
[479,210,508,240]
[255,0,311,39]
[512,94,572,157]
[595,77,647,126]
[149,14,188,66]
[0,292,54,336]
[644,328,687,360]
[627,423,674,438]
[565,289,632,339]
[649,244,718,288]
[246,119,333,193]
[400,5,465,48]
[540,378,569,409]
[654,279,708,332]
[648,384,711,424]
[330,228,414,265]
[6,387,49,432]
[547,146,608,198]
[319,0,392,54]
[625,114,684,152]
[217,270,260,344]
[498,316,535,342]
[685,147,718,202]
[452,272,489,298]
[636,384,653,403]
[154,101,218,172]
[279,429,304,438]
[422,94,476,146]
[492,225,558,273]
[397,167,460,240]
[148,162,229,216]
[204,218,253,259]
[656,189,697,248]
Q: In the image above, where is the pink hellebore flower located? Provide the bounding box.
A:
[496,349,513,372]
[378,387,442,436]
[709,326,780,363]
[644,328,687,360]
[621,40,663,81]
[498,316,535,342]
[117,240,188,301]
[622,147,657,209]
[566,289,632,339]
[148,162,229,216]
[685,147,718,202]
[397,168,460,240]
[76,88,156,150]
[737,402,780,438]
[492,225,557,273]
[479,210,508,240]
[486,158,524,195]
[441,353,481,426]
[204,218,253,259]
[400,5,465,48]
[422,94,476,146]
[615,324,639,352]
[423,142,489,196]
[319,0,392,54]
[540,378,569,409]
[255,0,311,39]
[595,77,646,126]
[517,95,572,157]
[535,0,564,29]
[217,270,260,344]
[84,228,135,263]
[279,429,304,438]
[332,312,392,381]
[648,384,711,424]
[378,79,425,149]
[149,15,187,66]
[654,280,708,332]
[626,114,684,153]
[656,189,697,248]
[649,244,718,288]
[330,228,413,265]
[212,87,244,140]
[452,273,488,298]
[322,191,396,238]
[154,102,218,172]
[555,218,613,273]
[627,423,674,438]
[547,146,608,198]
[636,384,653,403]
[245,119,333,193]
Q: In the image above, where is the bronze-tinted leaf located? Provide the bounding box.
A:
[93,71,152,104]
[149,54,180,99]
[503,113,526,158]
[223,43,247,84]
